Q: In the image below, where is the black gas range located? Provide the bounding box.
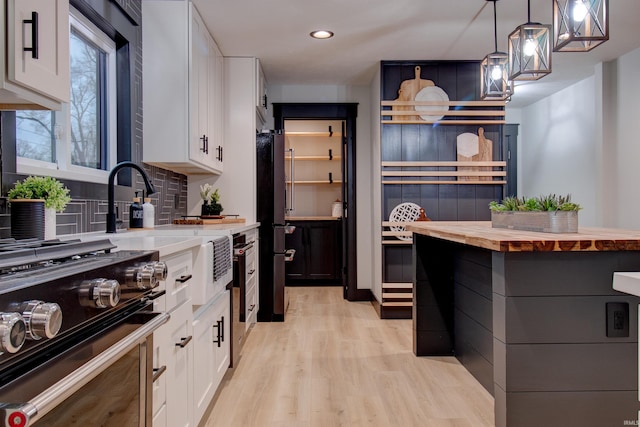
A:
[0,238,169,427]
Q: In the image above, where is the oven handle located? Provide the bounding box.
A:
[3,312,170,426]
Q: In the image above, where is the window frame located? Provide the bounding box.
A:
[16,6,118,185]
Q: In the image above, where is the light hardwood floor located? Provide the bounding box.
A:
[204,286,494,427]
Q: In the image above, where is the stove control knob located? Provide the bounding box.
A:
[80,279,121,309]
[124,265,158,290]
[20,300,63,340]
[149,261,168,281]
[138,264,158,290]
[0,312,26,354]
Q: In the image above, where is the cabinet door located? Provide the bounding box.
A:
[152,317,168,426]
[166,300,193,427]
[192,292,230,425]
[306,221,341,280]
[255,59,267,125]
[213,293,230,384]
[210,39,224,172]
[6,0,70,103]
[189,7,212,168]
[192,298,217,424]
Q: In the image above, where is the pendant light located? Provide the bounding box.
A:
[553,0,608,52]
[508,0,551,80]
[481,0,513,100]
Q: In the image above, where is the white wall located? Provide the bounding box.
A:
[518,76,599,226]
[516,46,640,229]
[370,67,382,302]
[268,84,375,291]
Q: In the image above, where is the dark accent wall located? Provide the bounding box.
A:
[0,0,187,237]
[381,61,504,292]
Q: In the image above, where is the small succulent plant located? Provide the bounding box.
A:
[489,194,581,212]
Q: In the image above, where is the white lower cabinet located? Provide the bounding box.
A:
[193,290,230,424]
[153,298,194,427]
[166,299,194,427]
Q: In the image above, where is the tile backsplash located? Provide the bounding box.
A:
[0,164,187,238]
[0,0,189,239]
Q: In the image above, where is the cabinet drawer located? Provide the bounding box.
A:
[152,329,167,418]
[246,252,256,282]
[245,282,257,329]
[162,250,193,311]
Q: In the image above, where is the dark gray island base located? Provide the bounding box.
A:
[408,222,640,427]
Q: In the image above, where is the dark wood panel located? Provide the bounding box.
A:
[454,307,493,362]
[498,295,639,343]
[454,311,494,395]
[499,342,637,391]
[499,251,640,296]
[454,284,492,332]
[285,220,341,283]
[495,387,639,427]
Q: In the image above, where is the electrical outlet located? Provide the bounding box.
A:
[606,302,629,338]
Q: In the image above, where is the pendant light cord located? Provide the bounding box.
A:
[493,0,498,52]
[527,0,531,23]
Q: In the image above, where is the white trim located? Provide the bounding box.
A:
[17,7,118,181]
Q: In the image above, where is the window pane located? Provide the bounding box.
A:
[16,111,56,162]
[70,30,105,170]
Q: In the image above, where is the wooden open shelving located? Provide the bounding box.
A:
[382,160,507,185]
[380,100,506,125]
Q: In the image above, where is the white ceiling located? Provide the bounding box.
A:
[193,0,640,108]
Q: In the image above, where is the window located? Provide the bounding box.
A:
[16,7,117,183]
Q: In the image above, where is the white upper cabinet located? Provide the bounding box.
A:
[143,0,224,175]
[255,58,267,127]
[0,0,70,109]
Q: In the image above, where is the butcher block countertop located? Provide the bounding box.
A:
[406,221,640,252]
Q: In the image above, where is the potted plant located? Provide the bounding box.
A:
[199,183,223,217]
[489,194,581,233]
[8,176,71,240]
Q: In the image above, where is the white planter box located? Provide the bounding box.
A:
[491,211,578,233]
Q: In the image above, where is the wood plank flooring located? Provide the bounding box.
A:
[203,287,494,427]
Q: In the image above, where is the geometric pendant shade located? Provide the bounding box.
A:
[553,0,609,52]
[481,0,514,100]
[508,1,552,81]
[481,52,514,100]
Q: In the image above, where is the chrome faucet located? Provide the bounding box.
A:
[106,161,156,233]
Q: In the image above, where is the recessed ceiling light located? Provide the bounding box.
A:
[310,30,334,39]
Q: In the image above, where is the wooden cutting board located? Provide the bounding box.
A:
[173,217,246,225]
[392,66,435,121]
[457,127,492,181]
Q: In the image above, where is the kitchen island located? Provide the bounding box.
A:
[407,221,640,427]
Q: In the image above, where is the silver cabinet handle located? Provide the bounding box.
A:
[288,148,295,212]
[175,335,192,348]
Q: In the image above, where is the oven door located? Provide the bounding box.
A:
[0,310,169,427]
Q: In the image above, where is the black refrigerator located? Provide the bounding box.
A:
[256,130,291,321]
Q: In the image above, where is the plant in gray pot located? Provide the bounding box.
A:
[199,183,223,217]
[8,176,71,240]
[489,194,581,233]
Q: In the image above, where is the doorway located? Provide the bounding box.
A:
[273,103,362,301]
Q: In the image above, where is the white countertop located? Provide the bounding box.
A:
[613,272,640,297]
[60,222,259,257]
[105,235,203,258]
